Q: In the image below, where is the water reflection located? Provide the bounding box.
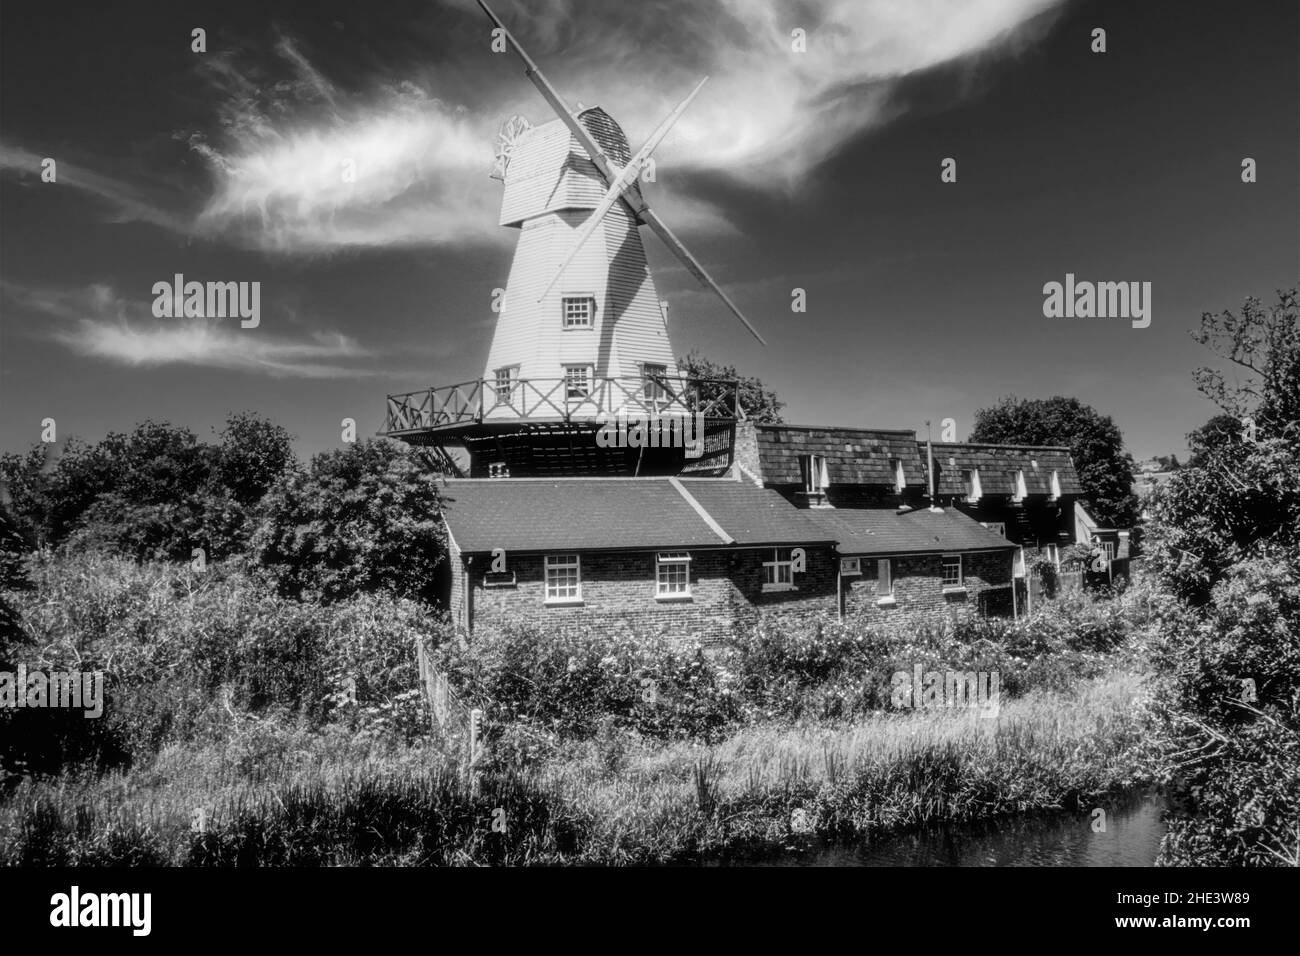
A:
[751,793,1167,867]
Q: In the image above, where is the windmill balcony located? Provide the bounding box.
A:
[381,374,742,437]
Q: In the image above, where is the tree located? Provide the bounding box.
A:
[677,351,785,423]
[1186,413,1245,469]
[1145,285,1300,864]
[969,396,1138,527]
[215,412,295,505]
[250,439,446,603]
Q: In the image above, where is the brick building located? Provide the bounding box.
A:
[377,47,1102,643]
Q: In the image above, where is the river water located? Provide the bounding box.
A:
[747,792,1167,867]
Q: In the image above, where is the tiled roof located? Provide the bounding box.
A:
[677,479,833,546]
[926,442,1083,497]
[805,507,1019,556]
[750,424,926,486]
[440,478,832,553]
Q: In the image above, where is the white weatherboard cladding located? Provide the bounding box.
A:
[499,109,634,228]
[483,105,678,410]
[481,202,677,385]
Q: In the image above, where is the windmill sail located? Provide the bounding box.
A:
[476,0,765,346]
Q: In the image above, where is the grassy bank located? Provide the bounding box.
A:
[0,669,1153,865]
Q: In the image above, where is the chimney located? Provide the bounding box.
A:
[926,420,941,512]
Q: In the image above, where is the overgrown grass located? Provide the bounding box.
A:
[0,670,1153,865]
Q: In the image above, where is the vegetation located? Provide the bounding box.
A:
[677,351,785,424]
[970,395,1139,528]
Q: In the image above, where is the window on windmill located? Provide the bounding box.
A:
[655,551,691,598]
[494,366,518,405]
[942,554,963,588]
[641,363,669,403]
[544,553,582,603]
[763,548,795,589]
[562,296,594,329]
[800,454,829,495]
[563,364,593,399]
[889,457,905,493]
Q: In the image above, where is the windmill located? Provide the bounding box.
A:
[380,2,759,477]
[476,0,764,403]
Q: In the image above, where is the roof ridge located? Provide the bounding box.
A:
[668,477,735,545]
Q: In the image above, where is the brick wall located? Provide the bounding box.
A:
[842,550,1014,630]
[465,546,839,643]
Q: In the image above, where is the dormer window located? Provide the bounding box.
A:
[961,468,982,502]
[562,295,594,329]
[889,458,905,493]
[1049,470,1061,500]
[800,454,829,497]
[1010,469,1027,502]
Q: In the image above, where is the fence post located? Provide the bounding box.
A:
[468,708,484,796]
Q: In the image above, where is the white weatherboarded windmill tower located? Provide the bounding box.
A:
[381,0,764,477]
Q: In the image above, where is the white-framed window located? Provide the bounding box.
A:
[889,458,905,493]
[1010,469,1027,502]
[942,554,963,588]
[494,365,518,404]
[563,364,593,399]
[562,295,594,329]
[544,553,581,603]
[876,559,893,598]
[962,468,982,502]
[981,521,1007,537]
[762,549,794,589]
[655,551,691,598]
[800,454,829,495]
[488,461,509,479]
[1093,538,1116,563]
[1049,470,1062,500]
[641,363,668,403]
[840,556,861,576]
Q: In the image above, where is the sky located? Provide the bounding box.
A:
[1,0,1297,463]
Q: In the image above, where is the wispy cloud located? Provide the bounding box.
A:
[2,281,380,379]
[1,1,1065,254]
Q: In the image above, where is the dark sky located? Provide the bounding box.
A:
[2,0,1296,462]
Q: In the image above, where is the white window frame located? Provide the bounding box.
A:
[563,363,593,400]
[876,558,895,604]
[494,365,518,405]
[762,548,795,591]
[655,551,692,599]
[800,454,829,495]
[1011,469,1027,502]
[561,295,594,329]
[488,461,509,479]
[942,553,964,590]
[641,363,669,404]
[840,556,861,576]
[890,458,905,493]
[544,553,582,604]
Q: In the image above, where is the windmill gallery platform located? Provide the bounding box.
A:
[379,1,1103,643]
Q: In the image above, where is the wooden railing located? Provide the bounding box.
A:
[382,375,741,434]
